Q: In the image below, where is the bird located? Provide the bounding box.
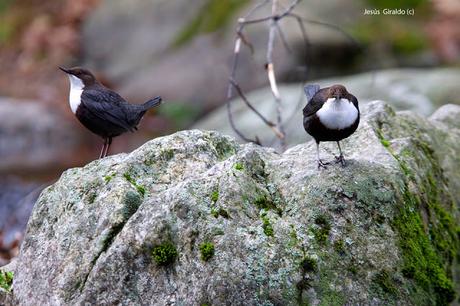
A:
[302,84,359,169]
[60,67,162,159]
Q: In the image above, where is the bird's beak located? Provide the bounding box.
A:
[59,66,71,74]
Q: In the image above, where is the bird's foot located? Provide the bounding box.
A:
[334,155,346,167]
[317,159,330,170]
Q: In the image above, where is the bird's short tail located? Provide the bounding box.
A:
[142,96,162,110]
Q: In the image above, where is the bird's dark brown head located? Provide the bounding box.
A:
[327,84,349,100]
[59,66,97,86]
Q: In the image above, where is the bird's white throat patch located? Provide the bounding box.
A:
[316,98,358,130]
[67,75,83,114]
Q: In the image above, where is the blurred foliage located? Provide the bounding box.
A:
[366,0,426,9]
[0,0,63,46]
[172,0,249,48]
[351,0,431,57]
[392,29,427,55]
[158,101,201,129]
[351,17,428,55]
[0,0,13,12]
[0,0,21,44]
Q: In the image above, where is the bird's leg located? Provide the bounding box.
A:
[99,138,107,159]
[335,141,346,166]
[103,137,113,158]
[316,141,329,169]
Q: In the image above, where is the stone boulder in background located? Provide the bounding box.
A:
[81,0,360,109]
[194,68,460,147]
[0,97,83,173]
[2,101,459,305]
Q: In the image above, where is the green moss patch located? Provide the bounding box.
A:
[333,239,345,255]
[372,269,398,295]
[375,126,459,305]
[159,149,174,161]
[261,213,274,237]
[123,173,146,196]
[211,207,230,219]
[210,190,219,203]
[0,270,13,292]
[234,162,244,170]
[85,191,97,204]
[199,242,215,261]
[152,242,178,266]
[300,257,318,273]
[254,195,282,215]
[172,0,249,47]
[313,215,331,244]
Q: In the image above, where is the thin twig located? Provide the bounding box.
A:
[292,14,310,61]
[237,31,255,54]
[226,0,301,146]
[243,0,271,19]
[226,96,260,144]
[226,37,260,144]
[230,78,285,139]
[288,13,359,46]
[265,0,288,149]
[237,0,301,25]
[275,23,292,53]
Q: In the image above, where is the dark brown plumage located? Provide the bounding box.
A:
[303,84,360,169]
[60,67,162,158]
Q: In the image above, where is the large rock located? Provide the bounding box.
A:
[194,68,460,147]
[4,102,460,305]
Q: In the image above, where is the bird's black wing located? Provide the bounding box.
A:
[348,93,359,111]
[80,88,134,132]
[302,87,328,117]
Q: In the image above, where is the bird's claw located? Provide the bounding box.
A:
[335,155,346,167]
[317,159,330,170]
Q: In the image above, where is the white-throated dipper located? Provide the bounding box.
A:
[60,66,162,158]
[303,84,359,169]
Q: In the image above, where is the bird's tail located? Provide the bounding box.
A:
[142,96,162,110]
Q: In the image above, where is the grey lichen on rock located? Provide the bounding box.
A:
[7,102,460,305]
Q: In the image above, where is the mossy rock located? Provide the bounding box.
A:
[9,106,460,305]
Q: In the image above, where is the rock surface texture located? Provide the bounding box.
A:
[2,101,459,305]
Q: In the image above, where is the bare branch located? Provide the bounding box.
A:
[229,79,274,127]
[288,13,359,46]
[292,14,310,58]
[243,0,271,19]
[265,0,288,149]
[236,31,255,54]
[229,78,285,139]
[237,0,301,25]
[275,23,292,53]
[226,96,261,144]
[226,36,261,144]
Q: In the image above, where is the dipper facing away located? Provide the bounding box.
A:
[303,84,359,169]
[60,67,162,158]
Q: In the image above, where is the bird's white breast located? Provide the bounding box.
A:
[316,98,358,130]
[67,75,83,114]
